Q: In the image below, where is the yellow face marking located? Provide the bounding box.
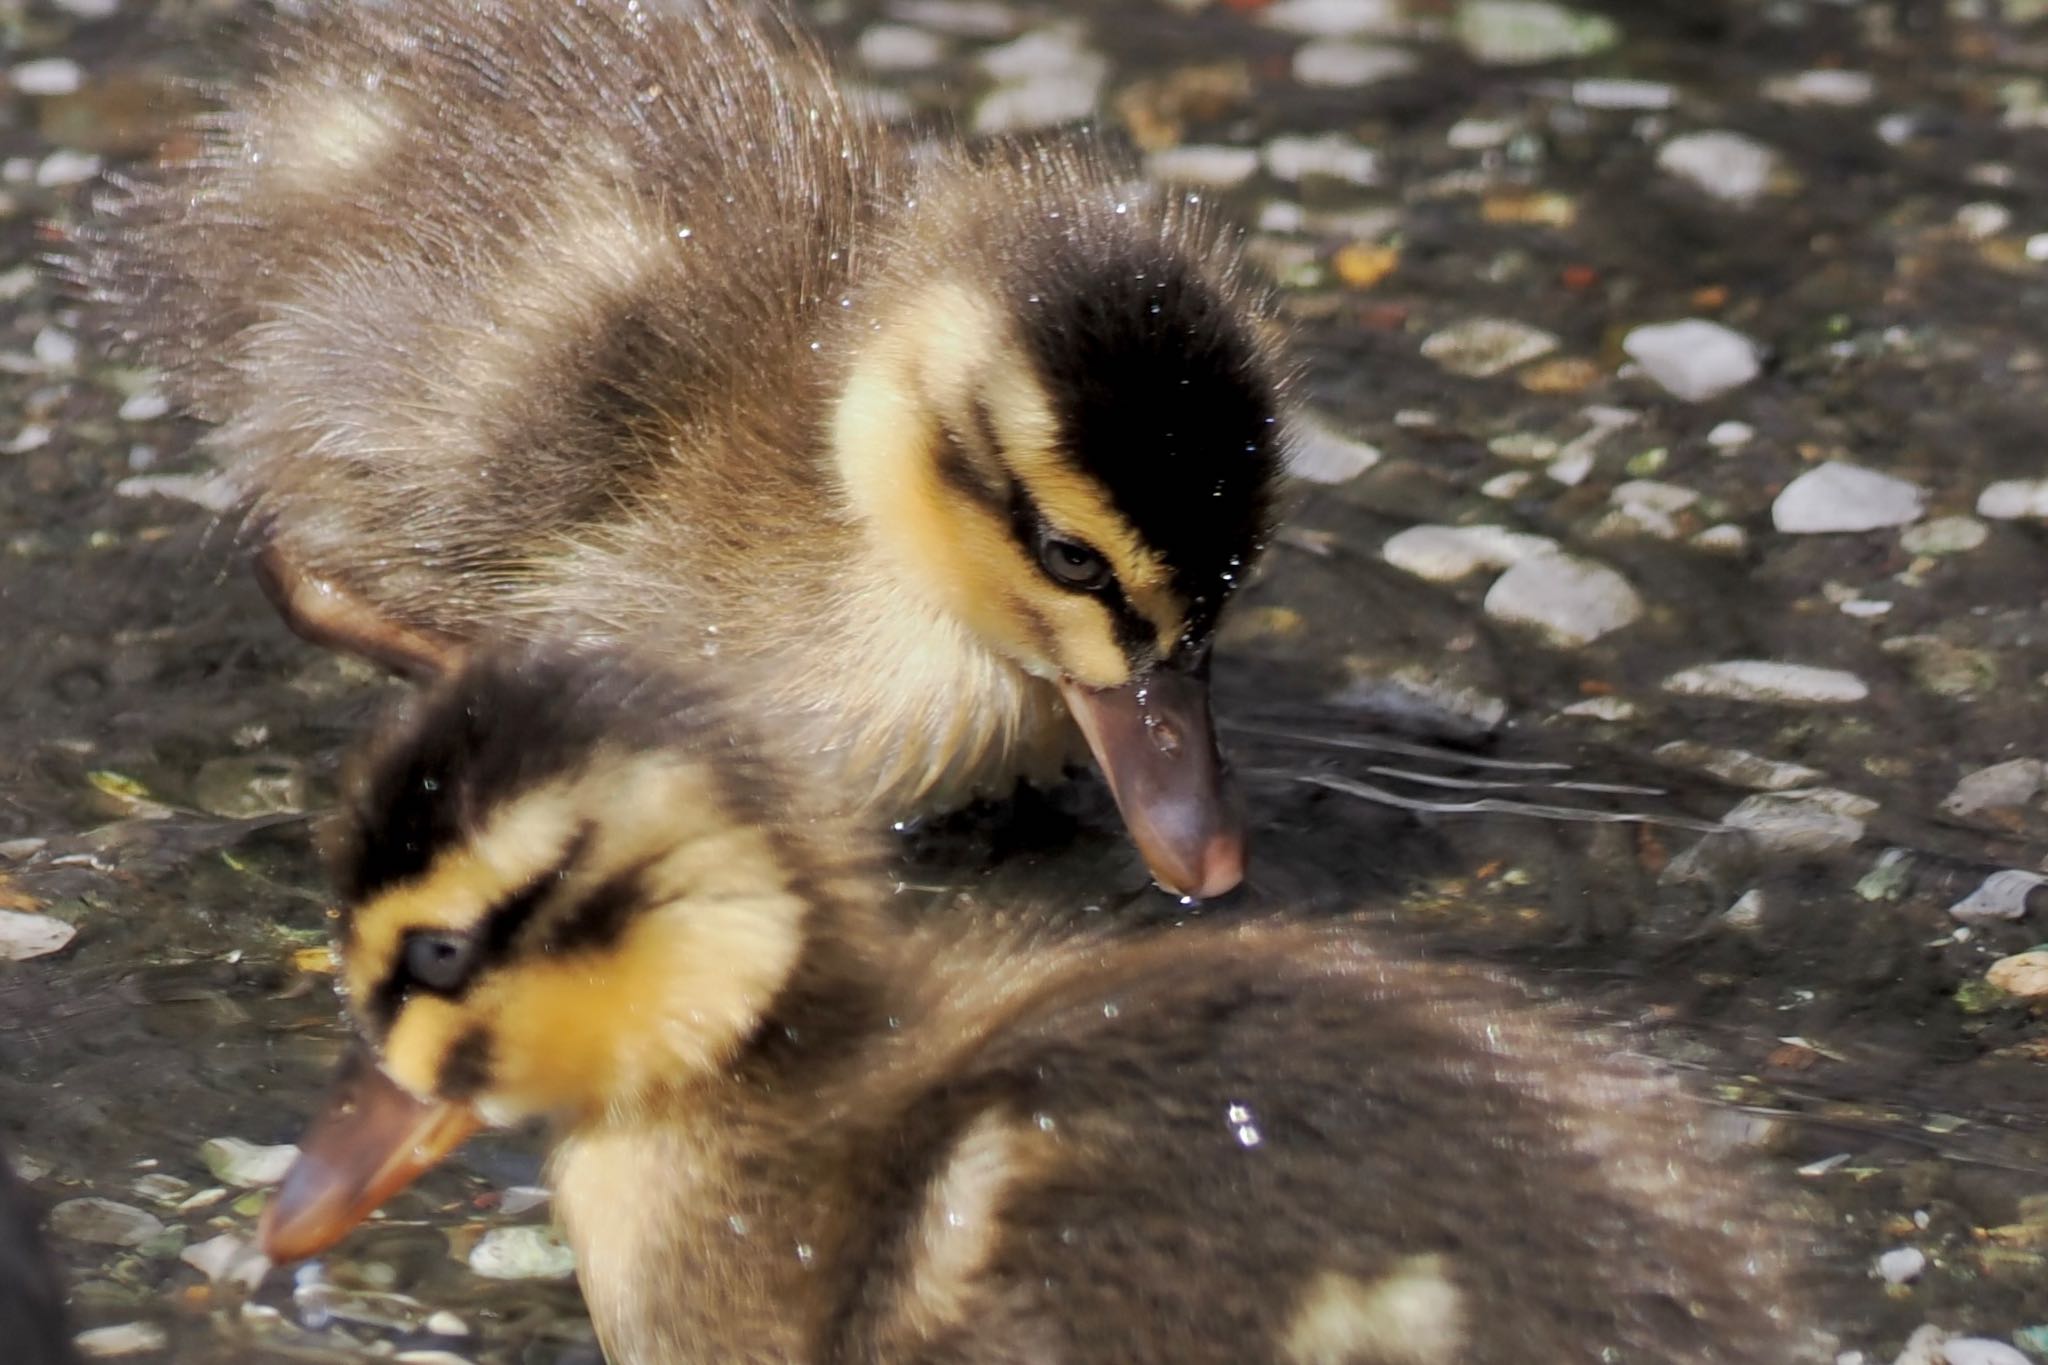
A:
[833,280,1188,686]
[1282,1260,1466,1365]
[346,754,810,1121]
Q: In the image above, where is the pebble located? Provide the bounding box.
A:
[35,149,101,188]
[1772,462,1926,533]
[2,424,50,454]
[1723,889,1767,929]
[0,908,76,961]
[1558,695,1636,720]
[74,1324,167,1358]
[1481,470,1535,499]
[1656,130,1781,205]
[32,327,78,372]
[1663,661,1870,705]
[113,472,240,513]
[1609,479,1699,537]
[1690,523,1749,552]
[468,1225,578,1281]
[180,1231,268,1289]
[1572,77,1675,110]
[1943,1342,2031,1365]
[856,24,946,71]
[1723,792,1866,855]
[1654,740,1824,792]
[1987,951,2048,999]
[1259,0,1406,36]
[1855,848,1914,902]
[1882,635,1997,700]
[1876,1246,1927,1283]
[1291,41,1416,88]
[1947,869,2046,924]
[1978,478,2048,521]
[1420,317,1559,377]
[1454,1,1618,65]
[1145,145,1260,189]
[11,59,83,97]
[1381,524,1558,581]
[1940,759,2045,818]
[498,1185,553,1216]
[1764,69,1875,107]
[1286,413,1383,484]
[50,1197,166,1247]
[1895,1326,1950,1365]
[1900,516,1987,556]
[425,1310,472,1337]
[1482,553,1644,645]
[884,0,1015,37]
[1262,132,1381,184]
[974,71,1104,133]
[199,1136,298,1187]
[1622,319,1761,401]
[116,390,170,423]
[1706,419,1754,449]
[1447,116,1518,149]
[54,0,120,15]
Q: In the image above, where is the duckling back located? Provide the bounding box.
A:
[100,0,898,618]
[560,925,1818,1365]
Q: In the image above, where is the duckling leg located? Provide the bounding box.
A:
[253,542,463,681]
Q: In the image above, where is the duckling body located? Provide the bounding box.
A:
[97,0,1289,896]
[265,647,1817,1365]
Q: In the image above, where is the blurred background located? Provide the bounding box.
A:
[0,0,2045,1360]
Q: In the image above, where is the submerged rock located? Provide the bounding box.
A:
[1663,661,1869,705]
[1947,869,2047,924]
[1940,759,2046,819]
[1901,516,1988,556]
[1482,553,1643,645]
[1623,319,1761,402]
[74,1324,168,1358]
[1656,131,1780,205]
[1420,317,1559,377]
[1876,1246,1927,1283]
[1723,793,1866,855]
[1986,952,2048,999]
[1773,462,1925,533]
[0,909,75,962]
[1978,478,2048,521]
[468,1225,578,1281]
[1381,524,1557,581]
[1291,41,1415,88]
[50,1198,165,1247]
[1286,413,1383,484]
[1454,1,1617,65]
[199,1137,297,1188]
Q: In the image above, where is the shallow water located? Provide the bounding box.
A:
[1,0,2045,1360]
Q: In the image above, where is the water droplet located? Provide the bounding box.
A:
[1102,1002,1120,1019]
[677,226,693,239]
[795,1242,815,1266]
[727,1213,749,1236]
[1236,1124,1262,1147]
[1034,1112,1056,1133]
[1114,201,1129,215]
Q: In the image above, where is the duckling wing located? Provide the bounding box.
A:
[97,0,900,633]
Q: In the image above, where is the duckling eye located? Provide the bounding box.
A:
[1037,535,1110,591]
[402,930,477,994]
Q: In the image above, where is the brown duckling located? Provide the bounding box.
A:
[90,0,1292,898]
[260,644,1817,1364]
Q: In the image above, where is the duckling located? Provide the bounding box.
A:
[0,1146,75,1365]
[260,645,1817,1365]
[90,0,1290,899]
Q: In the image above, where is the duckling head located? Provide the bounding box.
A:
[260,646,876,1264]
[834,152,1288,900]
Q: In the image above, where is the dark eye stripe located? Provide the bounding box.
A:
[437,1025,495,1100]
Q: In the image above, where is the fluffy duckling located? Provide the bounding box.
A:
[261,645,1816,1365]
[92,0,1290,898]
[0,1147,75,1365]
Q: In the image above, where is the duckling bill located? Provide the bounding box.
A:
[261,646,1818,1364]
[91,0,1292,898]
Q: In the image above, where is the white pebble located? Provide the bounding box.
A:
[974,71,1104,133]
[1941,759,2045,818]
[117,390,170,422]
[1613,478,1699,519]
[1663,661,1869,705]
[1421,317,1559,377]
[884,0,1015,37]
[35,149,101,188]
[1572,77,1675,110]
[50,1198,165,1247]
[1455,0,1618,65]
[74,1324,166,1359]
[1654,740,1824,792]
[0,909,75,961]
[1481,470,1535,499]
[11,58,82,96]
[1382,524,1558,582]
[1723,793,1866,855]
[1978,477,2048,521]
[2026,232,2048,262]
[1876,1246,1927,1283]
[1558,695,1636,720]
[1773,462,1925,533]
[1483,553,1644,646]
[978,24,1095,81]
[0,265,36,302]
[1947,869,2047,924]
[32,326,77,371]
[180,1232,269,1290]
[1622,318,1761,402]
[1900,516,1987,556]
[115,472,240,513]
[1286,413,1382,484]
[1955,201,2012,241]
[1723,889,1767,930]
[1657,130,1780,205]
[1690,523,1748,552]
[1546,448,1595,486]
[1263,132,1381,185]
[1943,1342,2031,1365]
[425,1310,472,1337]
[1260,0,1407,36]
[1292,40,1416,88]
[199,1136,298,1187]
[3,425,51,454]
[1447,116,1518,149]
[468,1225,578,1280]
[856,24,947,71]
[1764,69,1875,107]
[1707,419,1754,449]
[1146,145,1260,189]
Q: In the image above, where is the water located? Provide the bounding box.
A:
[2,0,2045,1359]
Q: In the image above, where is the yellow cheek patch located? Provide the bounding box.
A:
[381,994,473,1098]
